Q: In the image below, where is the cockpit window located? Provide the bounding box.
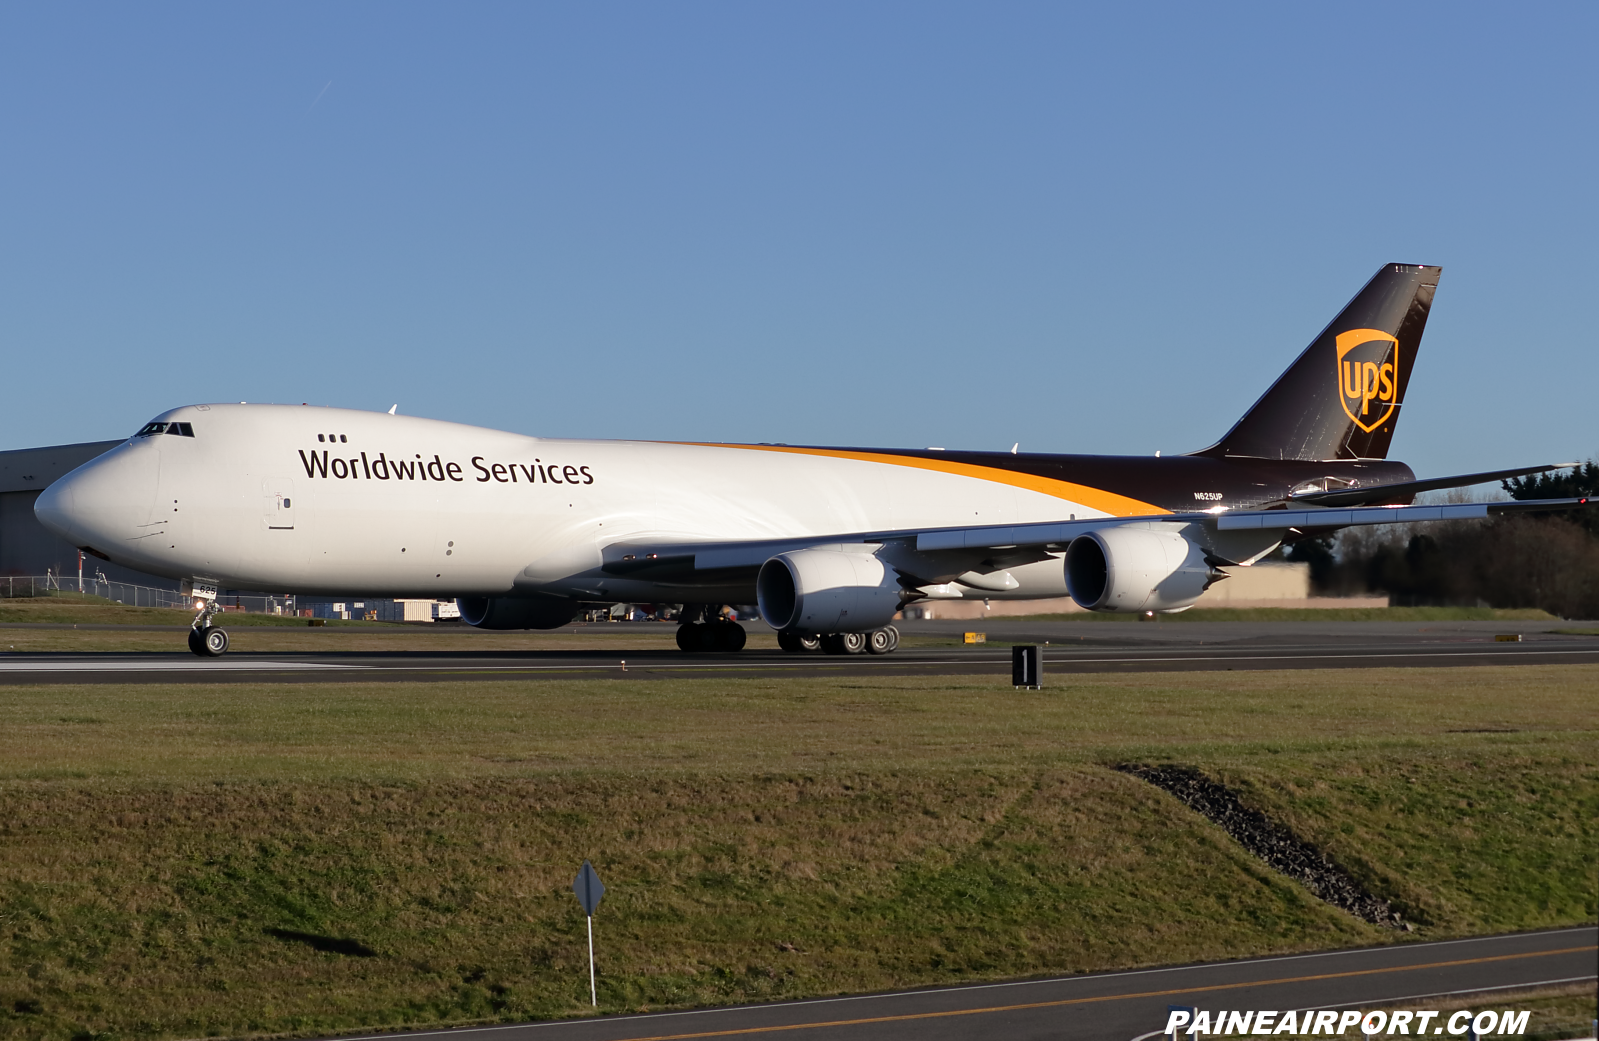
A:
[135,421,195,438]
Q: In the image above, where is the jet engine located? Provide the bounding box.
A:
[1065,527,1214,613]
[757,546,902,634]
[457,595,576,630]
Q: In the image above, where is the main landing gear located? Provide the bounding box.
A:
[676,619,748,652]
[188,598,229,657]
[779,626,899,655]
[671,605,900,656]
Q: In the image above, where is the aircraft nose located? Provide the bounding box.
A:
[32,474,76,539]
[34,443,159,552]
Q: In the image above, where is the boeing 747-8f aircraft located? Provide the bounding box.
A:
[34,264,1594,656]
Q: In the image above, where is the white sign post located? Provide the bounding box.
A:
[571,860,606,1007]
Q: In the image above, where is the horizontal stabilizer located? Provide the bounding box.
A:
[1290,463,1579,507]
[1216,496,1594,531]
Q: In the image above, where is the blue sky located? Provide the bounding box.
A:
[2,3,1593,478]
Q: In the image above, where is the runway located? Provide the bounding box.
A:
[328,926,1596,1041]
[1,620,1597,684]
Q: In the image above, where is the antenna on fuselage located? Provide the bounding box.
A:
[388,404,398,415]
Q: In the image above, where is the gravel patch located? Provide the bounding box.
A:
[1117,763,1401,927]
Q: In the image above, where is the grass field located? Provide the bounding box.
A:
[0,664,1594,1039]
[0,597,1567,654]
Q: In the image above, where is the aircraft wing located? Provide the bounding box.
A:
[599,527,1084,580]
[918,496,1597,549]
[599,495,1596,578]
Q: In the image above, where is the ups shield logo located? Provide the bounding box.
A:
[1335,328,1400,433]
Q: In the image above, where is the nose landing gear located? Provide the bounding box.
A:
[188,597,229,657]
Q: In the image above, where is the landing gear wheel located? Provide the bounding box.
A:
[867,626,899,654]
[194,626,229,657]
[780,631,823,652]
[712,621,746,651]
[679,618,747,652]
[822,632,868,655]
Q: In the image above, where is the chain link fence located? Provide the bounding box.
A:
[1,574,301,614]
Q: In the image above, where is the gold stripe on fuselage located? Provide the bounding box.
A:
[669,443,1170,518]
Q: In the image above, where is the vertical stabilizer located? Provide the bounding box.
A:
[1194,264,1440,461]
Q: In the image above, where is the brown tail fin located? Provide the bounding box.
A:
[1194,263,1440,461]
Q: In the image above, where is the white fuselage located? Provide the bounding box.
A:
[38,404,1150,601]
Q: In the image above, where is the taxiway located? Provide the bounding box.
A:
[327,926,1596,1041]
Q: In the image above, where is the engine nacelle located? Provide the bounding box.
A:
[1065,527,1212,613]
[757,547,902,634]
[457,595,576,630]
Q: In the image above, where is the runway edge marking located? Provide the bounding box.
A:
[331,942,1596,1041]
[594,945,1597,1040]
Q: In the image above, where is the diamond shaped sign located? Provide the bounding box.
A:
[572,860,605,916]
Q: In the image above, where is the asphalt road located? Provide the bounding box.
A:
[327,927,1596,1041]
[0,619,1596,684]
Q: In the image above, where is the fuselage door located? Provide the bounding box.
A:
[264,479,295,530]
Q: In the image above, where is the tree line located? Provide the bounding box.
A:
[1286,460,1599,619]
